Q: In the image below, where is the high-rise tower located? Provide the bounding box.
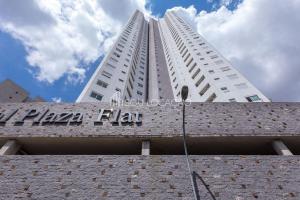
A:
[77,10,269,103]
[77,11,149,102]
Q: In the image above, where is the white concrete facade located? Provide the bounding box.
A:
[77,10,149,102]
[77,10,269,103]
[159,11,269,102]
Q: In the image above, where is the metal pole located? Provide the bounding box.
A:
[182,101,198,200]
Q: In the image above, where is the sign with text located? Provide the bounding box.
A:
[0,108,142,126]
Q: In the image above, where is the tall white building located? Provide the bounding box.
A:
[77,10,269,103]
[77,11,149,103]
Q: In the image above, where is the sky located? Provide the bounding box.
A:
[0,0,299,102]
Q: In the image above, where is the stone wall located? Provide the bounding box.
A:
[0,155,299,200]
[0,102,299,138]
[1,103,300,199]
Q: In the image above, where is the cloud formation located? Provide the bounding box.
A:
[0,0,299,101]
[51,97,62,103]
[171,0,300,101]
[0,0,149,83]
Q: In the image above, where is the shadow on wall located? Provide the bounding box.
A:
[193,171,217,200]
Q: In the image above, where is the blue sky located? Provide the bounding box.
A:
[0,31,101,102]
[0,0,299,102]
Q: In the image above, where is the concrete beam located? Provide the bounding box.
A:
[141,140,150,156]
[272,140,293,156]
[0,140,20,155]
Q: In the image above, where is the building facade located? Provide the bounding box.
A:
[77,11,149,103]
[77,10,269,103]
[0,102,299,199]
[1,9,299,200]
[159,11,269,102]
[0,79,44,103]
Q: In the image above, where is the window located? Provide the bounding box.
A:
[139,77,144,81]
[210,55,218,59]
[118,43,124,48]
[179,43,185,51]
[189,63,197,72]
[192,68,200,79]
[102,71,112,79]
[221,87,229,93]
[121,71,126,74]
[119,79,124,82]
[116,48,123,53]
[186,58,194,67]
[96,80,108,88]
[173,77,177,82]
[184,53,191,62]
[227,74,239,80]
[214,78,220,80]
[107,63,116,69]
[182,49,188,58]
[110,57,118,63]
[137,91,143,95]
[115,88,121,92]
[128,79,133,89]
[90,91,103,101]
[126,87,132,98]
[199,83,210,96]
[130,72,135,81]
[221,66,231,72]
[138,83,143,87]
[246,95,261,102]
[180,46,186,54]
[208,70,215,74]
[229,98,236,102]
[235,83,248,89]
[206,93,216,102]
[195,75,205,87]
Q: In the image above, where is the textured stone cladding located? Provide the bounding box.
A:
[0,102,300,138]
[1,103,300,199]
[0,155,299,199]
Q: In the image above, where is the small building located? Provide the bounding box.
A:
[0,79,44,103]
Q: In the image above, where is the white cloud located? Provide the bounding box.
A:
[206,0,238,9]
[0,0,149,84]
[52,97,62,103]
[169,0,300,101]
[220,0,233,6]
[1,0,299,101]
